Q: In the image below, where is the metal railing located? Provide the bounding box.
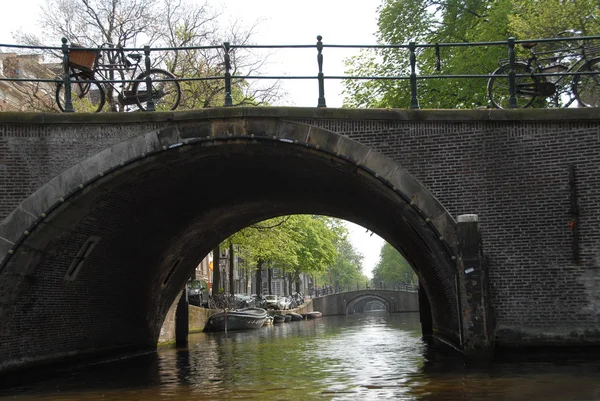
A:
[312,282,418,297]
[1,33,599,111]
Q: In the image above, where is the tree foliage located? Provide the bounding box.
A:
[226,215,340,290]
[225,216,373,294]
[342,0,599,109]
[316,232,368,291]
[371,242,417,288]
[14,0,281,111]
[509,0,599,39]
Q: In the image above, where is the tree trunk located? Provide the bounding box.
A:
[295,274,301,293]
[255,260,263,295]
[289,273,294,295]
[229,243,235,295]
[282,268,287,296]
[267,266,272,295]
[212,246,221,295]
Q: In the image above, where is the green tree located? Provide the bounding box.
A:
[227,216,298,295]
[316,227,368,292]
[226,215,340,295]
[342,0,599,109]
[509,0,599,38]
[343,0,511,109]
[371,242,417,288]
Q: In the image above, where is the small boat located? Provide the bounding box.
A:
[203,307,268,332]
[283,314,292,322]
[306,311,323,319]
[288,312,303,321]
[272,314,286,324]
[263,316,274,326]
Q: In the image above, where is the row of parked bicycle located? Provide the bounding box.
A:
[237,293,306,311]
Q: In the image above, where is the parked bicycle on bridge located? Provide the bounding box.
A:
[56,42,182,113]
[487,30,600,108]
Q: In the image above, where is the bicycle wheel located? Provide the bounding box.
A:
[488,63,538,109]
[573,57,600,107]
[56,73,105,113]
[133,69,181,111]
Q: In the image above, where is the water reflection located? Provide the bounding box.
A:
[2,312,600,400]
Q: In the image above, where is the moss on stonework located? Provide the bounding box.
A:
[0,107,598,126]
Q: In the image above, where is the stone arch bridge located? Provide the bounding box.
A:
[1,107,599,373]
[312,289,419,315]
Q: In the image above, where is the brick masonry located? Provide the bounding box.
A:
[293,117,600,343]
[0,108,599,372]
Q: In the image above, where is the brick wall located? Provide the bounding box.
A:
[297,117,600,343]
[0,122,162,220]
[0,108,599,367]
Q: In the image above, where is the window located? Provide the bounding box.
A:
[162,259,181,287]
[64,236,100,281]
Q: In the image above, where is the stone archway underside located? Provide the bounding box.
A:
[347,295,391,314]
[0,119,458,373]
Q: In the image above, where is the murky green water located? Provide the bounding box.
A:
[2,312,600,400]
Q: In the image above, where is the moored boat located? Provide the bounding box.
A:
[203,307,268,332]
[288,312,303,321]
[306,311,322,319]
[272,314,286,324]
[283,314,292,322]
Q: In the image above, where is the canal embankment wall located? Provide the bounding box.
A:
[159,299,314,345]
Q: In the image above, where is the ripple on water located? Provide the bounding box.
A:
[3,312,600,400]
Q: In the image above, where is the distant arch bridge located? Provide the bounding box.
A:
[311,289,419,315]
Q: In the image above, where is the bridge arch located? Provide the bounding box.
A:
[346,294,391,314]
[0,116,460,372]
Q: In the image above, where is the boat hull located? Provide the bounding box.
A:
[204,308,267,332]
[273,315,286,324]
[288,313,303,321]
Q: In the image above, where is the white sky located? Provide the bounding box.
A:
[0,0,385,277]
[0,0,381,107]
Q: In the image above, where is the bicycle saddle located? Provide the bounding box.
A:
[521,42,537,49]
[127,53,143,62]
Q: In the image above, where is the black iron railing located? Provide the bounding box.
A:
[1,33,599,112]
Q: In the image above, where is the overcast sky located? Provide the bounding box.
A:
[0,0,385,278]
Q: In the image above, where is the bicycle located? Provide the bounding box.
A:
[56,43,182,112]
[487,30,600,108]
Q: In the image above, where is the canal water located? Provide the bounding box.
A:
[2,312,600,400]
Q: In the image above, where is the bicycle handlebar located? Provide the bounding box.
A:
[556,29,582,37]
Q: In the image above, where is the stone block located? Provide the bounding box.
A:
[246,119,278,137]
[0,207,37,245]
[306,126,342,152]
[276,121,310,142]
[178,122,212,139]
[211,119,246,137]
[361,150,397,180]
[156,126,180,147]
[332,136,368,164]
